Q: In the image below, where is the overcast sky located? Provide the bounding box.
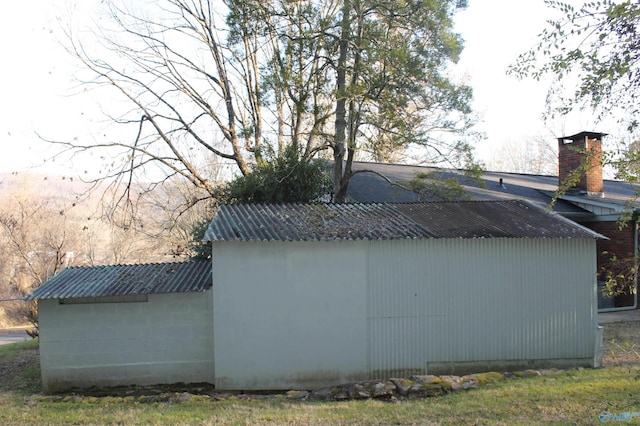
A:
[0,0,595,175]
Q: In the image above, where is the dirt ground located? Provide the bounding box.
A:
[0,321,638,396]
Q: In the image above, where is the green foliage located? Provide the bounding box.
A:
[599,251,638,298]
[603,139,640,222]
[400,156,485,202]
[610,139,640,184]
[337,0,477,167]
[188,146,331,259]
[220,147,332,204]
[403,172,471,202]
[509,0,640,130]
[473,372,505,386]
[227,0,476,200]
[188,207,217,261]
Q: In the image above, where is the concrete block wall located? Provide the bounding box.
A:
[38,290,214,392]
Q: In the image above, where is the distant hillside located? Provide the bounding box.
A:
[0,171,182,265]
[0,171,96,202]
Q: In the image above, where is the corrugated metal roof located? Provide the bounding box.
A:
[205,203,436,241]
[395,201,598,239]
[27,260,212,300]
[205,200,606,242]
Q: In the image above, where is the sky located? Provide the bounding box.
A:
[0,0,596,176]
[453,0,602,154]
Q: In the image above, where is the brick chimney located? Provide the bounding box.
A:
[557,131,605,197]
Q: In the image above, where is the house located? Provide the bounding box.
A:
[347,131,639,311]
[26,261,214,393]
[29,200,604,392]
[205,200,604,390]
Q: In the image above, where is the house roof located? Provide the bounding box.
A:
[26,260,212,300]
[347,161,640,218]
[559,131,608,141]
[205,200,605,242]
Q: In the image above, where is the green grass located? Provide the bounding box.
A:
[1,340,639,425]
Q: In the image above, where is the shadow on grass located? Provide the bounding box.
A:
[0,339,41,395]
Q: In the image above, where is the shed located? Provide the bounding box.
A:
[27,261,213,393]
[205,200,605,390]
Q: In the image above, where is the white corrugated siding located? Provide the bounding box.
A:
[212,237,597,389]
[367,238,596,377]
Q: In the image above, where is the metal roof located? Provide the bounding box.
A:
[205,200,605,242]
[205,203,436,241]
[558,131,607,141]
[27,260,212,300]
[346,161,640,214]
[395,201,600,239]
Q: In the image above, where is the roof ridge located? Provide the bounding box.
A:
[58,259,209,270]
[206,200,603,242]
[27,260,212,300]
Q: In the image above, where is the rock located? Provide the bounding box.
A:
[460,375,478,390]
[285,390,309,400]
[472,372,505,385]
[461,380,477,390]
[352,384,371,399]
[337,383,362,399]
[513,369,540,378]
[390,378,415,395]
[416,383,444,397]
[172,392,193,403]
[307,386,333,401]
[438,376,462,391]
[211,393,234,401]
[409,383,426,395]
[371,381,394,398]
[538,369,563,376]
[410,374,437,385]
[331,387,349,400]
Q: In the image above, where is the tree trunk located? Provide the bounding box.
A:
[332,0,350,202]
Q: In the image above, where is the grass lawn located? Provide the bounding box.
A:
[0,323,639,425]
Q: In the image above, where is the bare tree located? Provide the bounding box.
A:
[48,1,257,210]
[0,173,184,326]
[0,192,76,327]
[44,0,476,209]
[484,135,558,175]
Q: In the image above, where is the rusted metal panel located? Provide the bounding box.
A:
[27,261,212,300]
